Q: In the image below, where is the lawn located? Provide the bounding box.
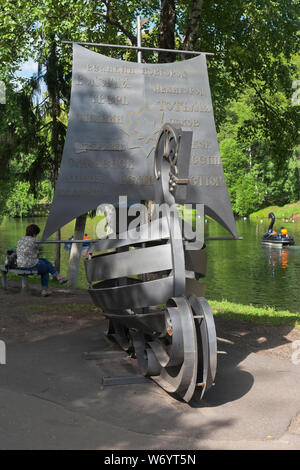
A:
[209,299,300,328]
[250,201,300,220]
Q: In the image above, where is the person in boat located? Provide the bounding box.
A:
[262,212,294,245]
[280,227,288,238]
[16,224,68,297]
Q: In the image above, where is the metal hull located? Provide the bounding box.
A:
[262,238,295,247]
[85,126,218,402]
[40,42,240,404]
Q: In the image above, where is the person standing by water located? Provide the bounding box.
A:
[16,224,68,297]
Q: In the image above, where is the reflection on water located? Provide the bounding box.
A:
[0,215,300,312]
[204,217,300,313]
[263,246,289,276]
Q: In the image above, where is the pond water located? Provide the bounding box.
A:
[204,217,300,313]
[0,215,299,313]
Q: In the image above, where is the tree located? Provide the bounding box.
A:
[1,0,299,218]
[219,76,300,214]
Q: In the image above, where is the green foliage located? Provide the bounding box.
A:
[233,174,266,215]
[0,180,11,215]
[219,67,300,215]
[250,200,300,220]
[0,0,299,217]
[38,180,53,202]
[5,181,35,217]
[0,177,52,217]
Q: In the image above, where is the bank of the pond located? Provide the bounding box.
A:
[2,216,300,312]
[250,201,300,221]
[1,274,299,329]
[210,299,300,328]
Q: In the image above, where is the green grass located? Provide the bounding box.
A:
[3,273,299,328]
[209,299,300,328]
[2,272,66,286]
[2,270,89,289]
[250,201,300,220]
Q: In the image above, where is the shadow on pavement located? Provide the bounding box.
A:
[190,317,295,407]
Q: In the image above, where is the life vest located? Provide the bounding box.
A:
[280,228,288,236]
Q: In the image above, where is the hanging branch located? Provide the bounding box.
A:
[251,82,287,126]
[234,59,288,128]
[12,22,35,47]
[93,1,137,45]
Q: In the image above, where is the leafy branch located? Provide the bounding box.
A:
[93,1,137,45]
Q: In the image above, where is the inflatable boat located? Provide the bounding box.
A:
[262,212,295,247]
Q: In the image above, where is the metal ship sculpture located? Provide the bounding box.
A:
[43,43,239,402]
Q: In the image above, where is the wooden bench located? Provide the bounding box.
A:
[0,264,39,291]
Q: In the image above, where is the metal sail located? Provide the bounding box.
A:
[43,43,238,240]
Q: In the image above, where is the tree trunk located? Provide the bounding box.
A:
[67,214,87,287]
[54,229,61,273]
[158,0,176,63]
[183,0,205,52]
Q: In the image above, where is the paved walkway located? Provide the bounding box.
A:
[0,322,299,450]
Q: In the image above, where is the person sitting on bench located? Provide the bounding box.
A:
[17,224,68,297]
